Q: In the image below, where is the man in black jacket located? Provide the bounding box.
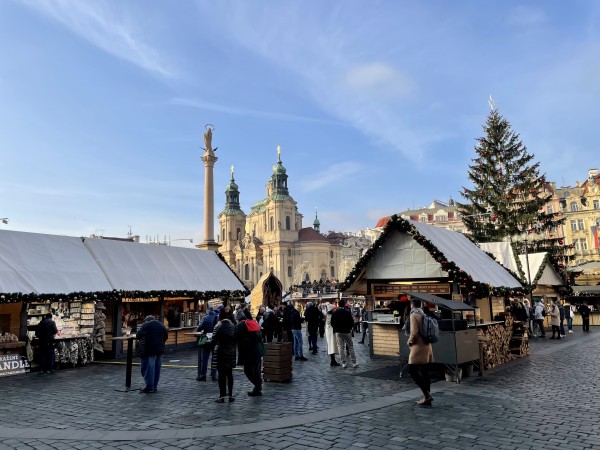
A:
[579,302,591,332]
[304,302,323,354]
[136,315,168,393]
[331,299,359,368]
[36,313,57,374]
[290,303,307,361]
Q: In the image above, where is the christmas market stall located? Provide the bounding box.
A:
[339,216,523,372]
[82,237,246,357]
[0,230,112,376]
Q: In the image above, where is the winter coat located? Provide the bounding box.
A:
[212,319,236,370]
[136,319,168,357]
[304,304,322,335]
[282,304,294,330]
[290,309,303,330]
[579,304,591,318]
[36,317,58,344]
[549,304,560,326]
[533,303,546,320]
[236,320,264,365]
[262,310,278,332]
[325,311,338,355]
[558,305,565,321]
[196,313,218,346]
[407,309,433,365]
[331,308,354,334]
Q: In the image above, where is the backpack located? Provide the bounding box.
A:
[421,315,439,344]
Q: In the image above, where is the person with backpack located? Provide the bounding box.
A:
[406,297,434,406]
[532,299,546,338]
[236,318,265,397]
[196,307,218,381]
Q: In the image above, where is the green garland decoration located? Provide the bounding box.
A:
[339,215,525,298]
[0,289,249,305]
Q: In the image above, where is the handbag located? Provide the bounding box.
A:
[197,334,210,346]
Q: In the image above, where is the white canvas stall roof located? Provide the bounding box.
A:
[0,230,112,294]
[409,221,521,287]
[410,220,522,288]
[83,238,243,292]
[518,253,563,286]
[479,242,519,273]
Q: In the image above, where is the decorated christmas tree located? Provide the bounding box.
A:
[457,101,563,248]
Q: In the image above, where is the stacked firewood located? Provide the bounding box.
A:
[509,320,530,357]
[477,317,516,370]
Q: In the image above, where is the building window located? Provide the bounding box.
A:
[288,266,292,278]
[578,219,585,230]
[330,266,335,278]
[222,228,225,242]
[570,202,579,212]
[244,264,250,280]
[435,215,447,222]
[581,239,588,250]
[594,200,600,210]
[574,240,580,251]
[286,216,291,230]
[330,251,334,258]
[237,228,241,240]
[270,217,274,231]
[288,249,292,257]
[570,220,577,231]
[420,216,427,223]
[320,270,327,281]
[547,205,553,214]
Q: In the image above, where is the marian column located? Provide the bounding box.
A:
[197,125,221,251]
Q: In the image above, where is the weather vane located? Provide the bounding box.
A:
[277,144,281,161]
[488,95,496,111]
[231,164,234,177]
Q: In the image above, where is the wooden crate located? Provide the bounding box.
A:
[263,342,292,382]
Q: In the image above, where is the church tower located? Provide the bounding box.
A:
[218,165,246,267]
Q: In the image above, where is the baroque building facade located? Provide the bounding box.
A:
[217,150,343,290]
[375,199,466,233]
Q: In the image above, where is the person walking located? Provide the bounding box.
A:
[331,299,358,368]
[567,303,575,333]
[136,315,168,393]
[304,301,323,354]
[196,307,218,381]
[549,300,561,340]
[290,303,307,361]
[282,300,294,343]
[35,313,57,374]
[533,300,546,338]
[212,308,237,403]
[359,307,369,344]
[236,318,265,396]
[406,298,434,406]
[262,305,277,343]
[579,302,591,332]
[324,303,340,366]
[558,300,566,337]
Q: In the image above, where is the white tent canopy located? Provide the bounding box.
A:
[363,221,521,288]
[0,229,244,295]
[83,238,243,292]
[0,230,112,294]
[479,242,563,287]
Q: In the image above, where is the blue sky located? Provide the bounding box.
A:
[1,1,599,246]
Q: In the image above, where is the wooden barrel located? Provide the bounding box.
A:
[263,342,292,382]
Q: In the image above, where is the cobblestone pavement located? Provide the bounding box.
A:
[1,327,599,449]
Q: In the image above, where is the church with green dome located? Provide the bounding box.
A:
[218,146,342,290]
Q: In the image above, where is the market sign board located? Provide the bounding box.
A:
[372,283,450,297]
[0,354,30,377]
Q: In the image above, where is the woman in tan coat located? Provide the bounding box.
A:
[549,300,561,340]
[407,298,434,406]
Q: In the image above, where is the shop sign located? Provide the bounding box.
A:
[372,283,450,296]
[0,354,30,377]
[122,297,160,303]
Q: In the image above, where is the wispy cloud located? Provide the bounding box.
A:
[507,6,547,26]
[16,0,175,78]
[169,97,346,126]
[200,3,428,162]
[298,161,361,193]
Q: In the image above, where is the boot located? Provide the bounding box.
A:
[330,355,340,366]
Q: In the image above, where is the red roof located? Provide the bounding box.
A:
[298,227,327,242]
[375,217,391,228]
